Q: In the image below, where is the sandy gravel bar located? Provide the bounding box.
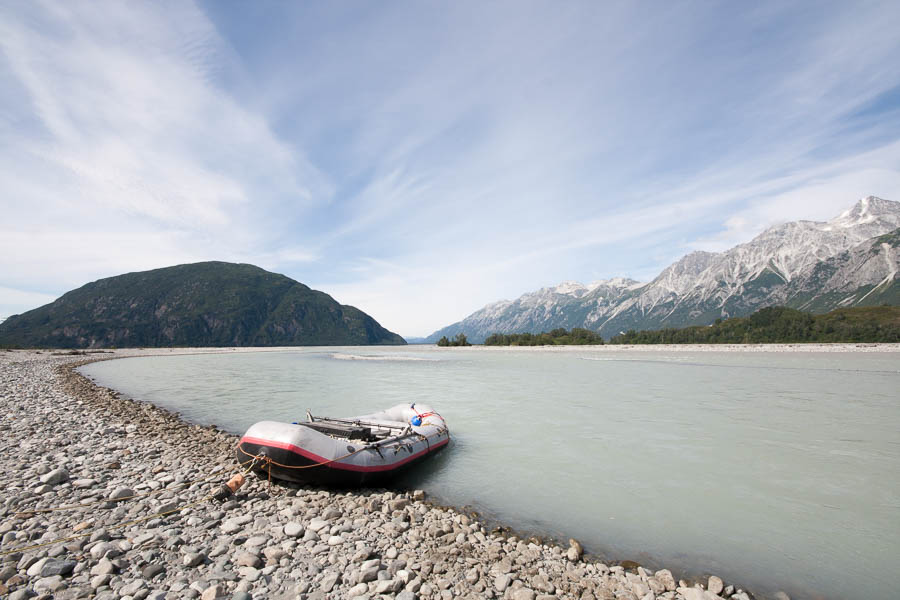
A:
[1,349,773,600]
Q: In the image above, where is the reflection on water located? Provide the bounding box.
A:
[80,347,900,600]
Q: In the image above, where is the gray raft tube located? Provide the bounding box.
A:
[236,403,450,487]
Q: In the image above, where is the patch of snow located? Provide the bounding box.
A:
[551,281,589,296]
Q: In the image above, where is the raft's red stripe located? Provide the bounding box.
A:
[239,435,449,472]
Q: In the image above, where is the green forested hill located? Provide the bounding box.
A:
[609,306,900,344]
[483,327,604,346]
[0,262,405,348]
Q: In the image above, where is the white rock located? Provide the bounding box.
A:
[26,557,51,577]
[511,588,536,600]
[655,569,676,591]
[321,572,341,592]
[677,586,724,600]
[235,552,262,568]
[308,517,328,532]
[32,575,64,593]
[495,574,511,591]
[347,582,368,596]
[244,535,269,547]
[375,578,402,594]
[109,487,135,501]
[201,584,223,600]
[263,547,286,561]
[389,498,410,511]
[90,558,117,576]
[89,542,115,559]
[120,579,147,596]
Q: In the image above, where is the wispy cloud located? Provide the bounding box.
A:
[1,1,899,336]
[0,1,326,293]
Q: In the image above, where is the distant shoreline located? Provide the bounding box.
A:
[462,342,900,353]
[8,341,900,357]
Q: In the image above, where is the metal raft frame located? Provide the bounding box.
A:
[303,412,414,443]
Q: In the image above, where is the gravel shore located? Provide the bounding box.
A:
[1,349,766,600]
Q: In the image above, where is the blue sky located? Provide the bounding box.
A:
[1,1,899,337]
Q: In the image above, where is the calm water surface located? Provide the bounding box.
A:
[80,347,900,600]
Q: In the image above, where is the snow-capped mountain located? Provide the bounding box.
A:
[426,278,642,343]
[425,196,900,342]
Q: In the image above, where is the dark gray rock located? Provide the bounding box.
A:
[0,564,17,581]
[9,588,37,600]
[40,558,77,577]
[40,468,69,485]
[142,563,166,579]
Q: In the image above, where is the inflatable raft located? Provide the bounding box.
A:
[236,403,450,486]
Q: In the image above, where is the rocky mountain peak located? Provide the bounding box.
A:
[667,251,717,274]
[550,281,590,296]
[425,195,900,343]
[830,196,899,229]
[648,250,718,296]
[589,277,644,290]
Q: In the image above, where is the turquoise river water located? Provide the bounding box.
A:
[79,347,900,600]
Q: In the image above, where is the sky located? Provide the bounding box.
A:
[1,1,899,337]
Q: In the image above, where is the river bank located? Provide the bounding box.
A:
[3,349,783,600]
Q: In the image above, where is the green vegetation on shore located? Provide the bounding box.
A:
[436,333,471,347]
[476,306,900,346]
[484,327,604,346]
[609,306,900,344]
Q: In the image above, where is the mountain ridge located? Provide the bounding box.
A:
[426,196,900,342]
[0,261,406,348]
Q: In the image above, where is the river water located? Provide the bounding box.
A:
[79,346,900,600]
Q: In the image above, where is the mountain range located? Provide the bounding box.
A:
[0,262,406,348]
[426,196,900,343]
